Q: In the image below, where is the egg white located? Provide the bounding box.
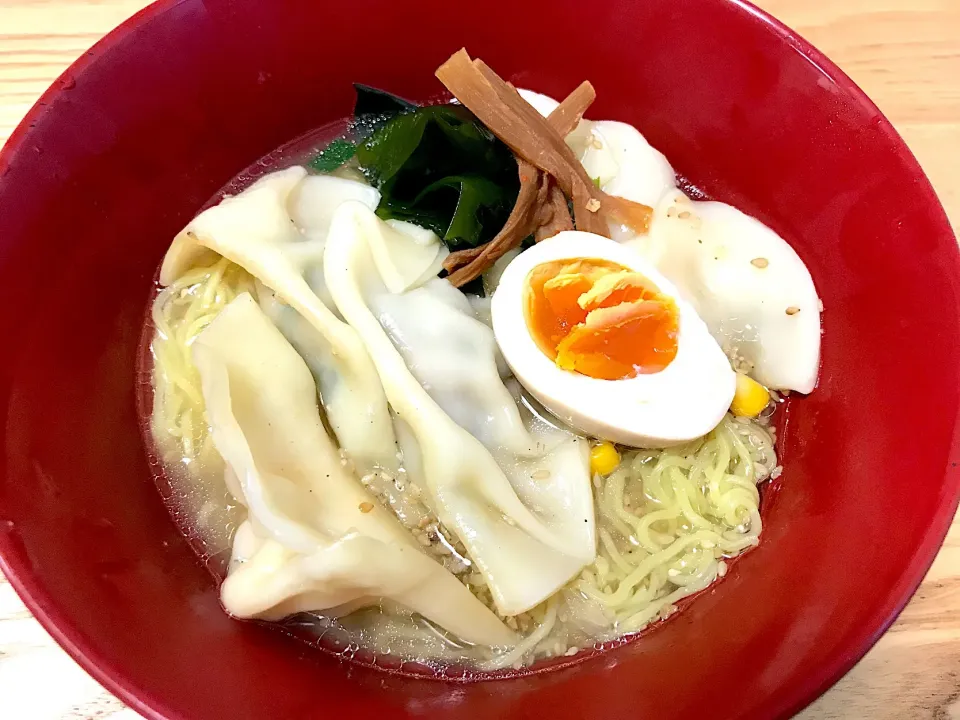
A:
[491,231,735,448]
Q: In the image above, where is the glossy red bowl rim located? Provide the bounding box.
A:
[1,0,958,718]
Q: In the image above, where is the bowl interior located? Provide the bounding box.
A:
[1,0,958,718]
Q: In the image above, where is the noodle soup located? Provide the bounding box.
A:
[144,51,817,672]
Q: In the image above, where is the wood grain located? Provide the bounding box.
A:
[0,1,958,718]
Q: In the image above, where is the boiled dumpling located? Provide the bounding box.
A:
[287,172,382,310]
[324,201,596,616]
[226,527,511,635]
[289,173,381,243]
[371,279,531,452]
[162,167,308,284]
[193,292,514,646]
[629,191,821,393]
[159,167,399,472]
[287,173,448,296]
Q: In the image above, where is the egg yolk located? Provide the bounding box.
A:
[524,258,679,380]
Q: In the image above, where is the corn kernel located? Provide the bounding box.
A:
[590,442,621,476]
[731,373,769,418]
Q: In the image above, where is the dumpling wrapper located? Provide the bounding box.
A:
[288,174,448,296]
[160,167,442,473]
[192,292,514,646]
[289,173,381,243]
[372,278,532,452]
[325,201,596,616]
[287,173,382,310]
[630,190,821,393]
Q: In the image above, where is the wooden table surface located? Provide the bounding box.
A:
[1,1,958,718]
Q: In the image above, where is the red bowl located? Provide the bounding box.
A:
[1,0,958,717]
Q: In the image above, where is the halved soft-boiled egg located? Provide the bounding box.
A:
[491,232,735,447]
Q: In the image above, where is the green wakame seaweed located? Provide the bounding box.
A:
[356,103,518,249]
[308,86,519,250]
